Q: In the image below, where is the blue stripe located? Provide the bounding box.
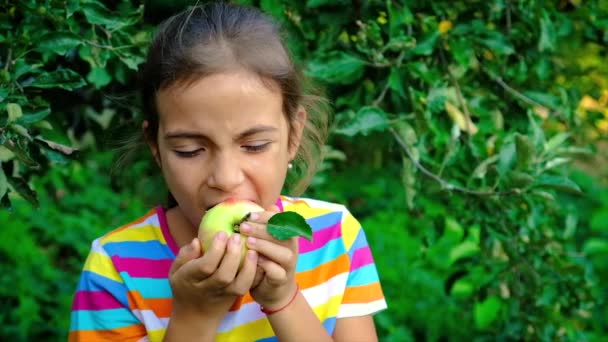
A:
[120,272,172,298]
[256,317,337,341]
[347,228,368,260]
[103,240,174,259]
[305,211,342,232]
[346,263,380,287]
[69,308,138,331]
[296,238,345,273]
[322,316,337,334]
[76,271,128,307]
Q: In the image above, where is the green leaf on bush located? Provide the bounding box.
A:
[497,141,516,177]
[30,70,86,90]
[449,241,480,265]
[412,32,440,56]
[538,10,556,52]
[336,106,389,136]
[532,174,581,194]
[267,212,313,241]
[87,67,112,88]
[7,176,39,207]
[16,108,51,125]
[306,51,365,84]
[583,238,608,255]
[0,166,7,199]
[37,32,82,55]
[475,296,502,330]
[515,133,535,169]
[7,103,23,123]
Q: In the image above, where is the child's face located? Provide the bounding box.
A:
[150,70,303,228]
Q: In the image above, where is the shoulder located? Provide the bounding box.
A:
[279,195,363,236]
[93,206,166,251]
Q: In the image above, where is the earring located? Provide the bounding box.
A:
[288,162,293,170]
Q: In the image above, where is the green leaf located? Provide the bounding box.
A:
[267,212,313,241]
[388,68,406,99]
[82,1,132,30]
[37,32,82,55]
[590,211,608,232]
[515,133,535,170]
[0,165,7,199]
[583,238,608,255]
[505,171,535,188]
[87,67,111,88]
[478,33,514,55]
[306,51,365,85]
[16,108,51,125]
[451,278,474,299]
[544,132,570,153]
[411,32,440,56]
[497,141,516,177]
[474,296,502,330]
[7,176,39,207]
[449,241,480,265]
[335,106,389,136]
[538,10,556,52]
[472,155,499,179]
[29,69,86,90]
[532,174,581,194]
[35,137,78,155]
[7,103,23,123]
[1,140,38,167]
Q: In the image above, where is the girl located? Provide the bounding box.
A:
[69,2,386,341]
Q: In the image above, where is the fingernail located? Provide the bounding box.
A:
[247,250,257,260]
[247,236,256,246]
[249,212,259,220]
[231,233,241,244]
[240,223,251,233]
[216,231,227,241]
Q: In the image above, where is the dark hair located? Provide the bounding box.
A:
[117,2,329,206]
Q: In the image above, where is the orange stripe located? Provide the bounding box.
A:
[127,291,173,317]
[342,283,384,304]
[296,254,350,289]
[68,325,146,342]
[100,208,157,243]
[227,255,350,311]
[280,196,311,208]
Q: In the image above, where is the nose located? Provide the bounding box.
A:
[207,152,244,192]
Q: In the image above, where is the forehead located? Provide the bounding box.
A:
[155,71,286,128]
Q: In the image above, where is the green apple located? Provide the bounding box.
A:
[198,198,264,266]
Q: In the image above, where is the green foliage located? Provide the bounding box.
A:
[1,0,607,341]
[0,0,150,207]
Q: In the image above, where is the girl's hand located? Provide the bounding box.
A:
[168,232,259,321]
[239,205,299,311]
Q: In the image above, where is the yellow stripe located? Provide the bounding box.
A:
[148,328,166,342]
[341,213,361,251]
[83,251,122,283]
[100,224,165,244]
[216,317,274,341]
[312,293,342,319]
[283,202,333,219]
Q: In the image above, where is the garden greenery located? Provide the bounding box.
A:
[0,0,607,340]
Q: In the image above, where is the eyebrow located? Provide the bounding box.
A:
[164,125,278,141]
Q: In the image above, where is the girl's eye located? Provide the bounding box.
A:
[174,149,203,158]
[244,142,270,152]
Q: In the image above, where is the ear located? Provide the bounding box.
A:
[143,120,161,167]
[288,107,307,161]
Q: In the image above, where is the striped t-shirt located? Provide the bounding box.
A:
[69,196,387,341]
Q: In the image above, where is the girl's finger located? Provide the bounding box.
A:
[190,231,229,280]
[246,236,296,267]
[229,250,258,295]
[208,233,244,286]
[256,255,287,283]
[169,238,200,277]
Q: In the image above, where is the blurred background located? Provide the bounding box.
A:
[1,0,607,340]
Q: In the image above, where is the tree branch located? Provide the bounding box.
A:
[390,127,516,197]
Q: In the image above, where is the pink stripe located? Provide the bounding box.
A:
[112,256,173,278]
[298,222,342,253]
[351,246,374,270]
[157,206,179,255]
[72,290,123,310]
